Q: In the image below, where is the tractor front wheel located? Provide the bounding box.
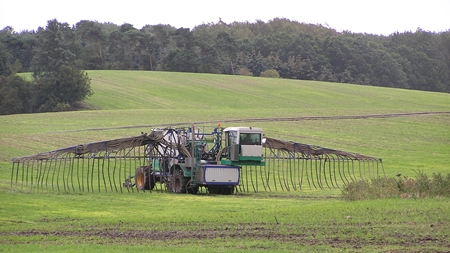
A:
[135,166,154,190]
[186,180,199,194]
[171,169,188,193]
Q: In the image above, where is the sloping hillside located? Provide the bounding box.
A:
[1,71,449,176]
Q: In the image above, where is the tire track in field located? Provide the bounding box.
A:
[49,111,450,133]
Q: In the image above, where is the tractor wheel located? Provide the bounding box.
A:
[135,166,155,191]
[186,180,199,194]
[207,186,220,194]
[222,186,235,195]
[208,186,234,195]
[171,169,188,193]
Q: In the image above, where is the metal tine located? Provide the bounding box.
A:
[339,156,349,187]
[68,154,75,193]
[349,159,356,182]
[361,160,368,181]
[70,155,77,193]
[64,154,71,193]
[36,159,43,192]
[11,162,17,192]
[322,156,331,189]
[310,158,316,189]
[255,165,259,192]
[372,160,378,180]
[23,161,29,192]
[263,149,270,192]
[270,154,277,192]
[44,157,52,193]
[361,160,366,182]
[127,149,134,193]
[100,152,107,193]
[368,160,374,180]
[49,159,55,192]
[316,157,324,189]
[332,156,340,189]
[252,166,258,193]
[259,156,267,192]
[85,154,90,192]
[81,157,86,192]
[244,164,248,193]
[366,159,372,181]
[91,154,96,193]
[379,160,386,178]
[280,151,288,191]
[298,157,304,190]
[374,160,381,180]
[53,159,59,193]
[340,157,349,185]
[19,161,25,191]
[327,155,337,189]
[291,145,299,190]
[345,157,355,183]
[290,154,297,191]
[237,169,244,193]
[106,157,113,192]
[117,150,123,193]
[246,166,251,193]
[30,161,35,192]
[247,166,254,193]
[34,160,40,192]
[96,155,101,193]
[335,156,344,188]
[13,161,19,191]
[299,157,303,190]
[16,163,21,191]
[303,158,310,189]
[284,151,290,191]
[264,148,270,192]
[277,150,285,191]
[77,156,85,192]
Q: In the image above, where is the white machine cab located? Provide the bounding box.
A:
[221,127,265,165]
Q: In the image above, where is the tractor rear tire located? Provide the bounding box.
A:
[135,166,155,191]
[208,186,234,195]
[171,169,188,193]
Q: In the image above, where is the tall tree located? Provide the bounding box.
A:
[152,24,174,70]
[76,20,106,69]
[32,19,76,75]
[31,19,92,112]
[0,74,33,115]
[0,41,12,76]
[164,28,199,72]
[215,32,237,74]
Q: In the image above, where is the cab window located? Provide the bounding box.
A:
[239,133,261,145]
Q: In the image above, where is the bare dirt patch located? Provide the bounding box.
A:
[4,223,449,250]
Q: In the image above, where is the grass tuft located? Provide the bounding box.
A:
[342,170,450,200]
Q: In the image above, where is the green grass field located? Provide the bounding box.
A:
[1,70,449,252]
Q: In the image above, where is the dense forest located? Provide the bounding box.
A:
[0,18,449,115]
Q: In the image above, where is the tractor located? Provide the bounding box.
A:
[132,125,265,194]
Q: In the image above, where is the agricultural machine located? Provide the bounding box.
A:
[11,124,385,194]
[125,125,265,194]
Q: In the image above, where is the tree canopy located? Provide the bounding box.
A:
[1,19,91,114]
[0,18,449,114]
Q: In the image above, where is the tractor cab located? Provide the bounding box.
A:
[220,127,265,166]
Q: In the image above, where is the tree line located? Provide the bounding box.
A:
[1,18,449,115]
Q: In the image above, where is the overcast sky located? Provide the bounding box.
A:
[1,0,449,35]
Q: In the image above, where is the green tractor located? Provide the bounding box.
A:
[134,126,265,194]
